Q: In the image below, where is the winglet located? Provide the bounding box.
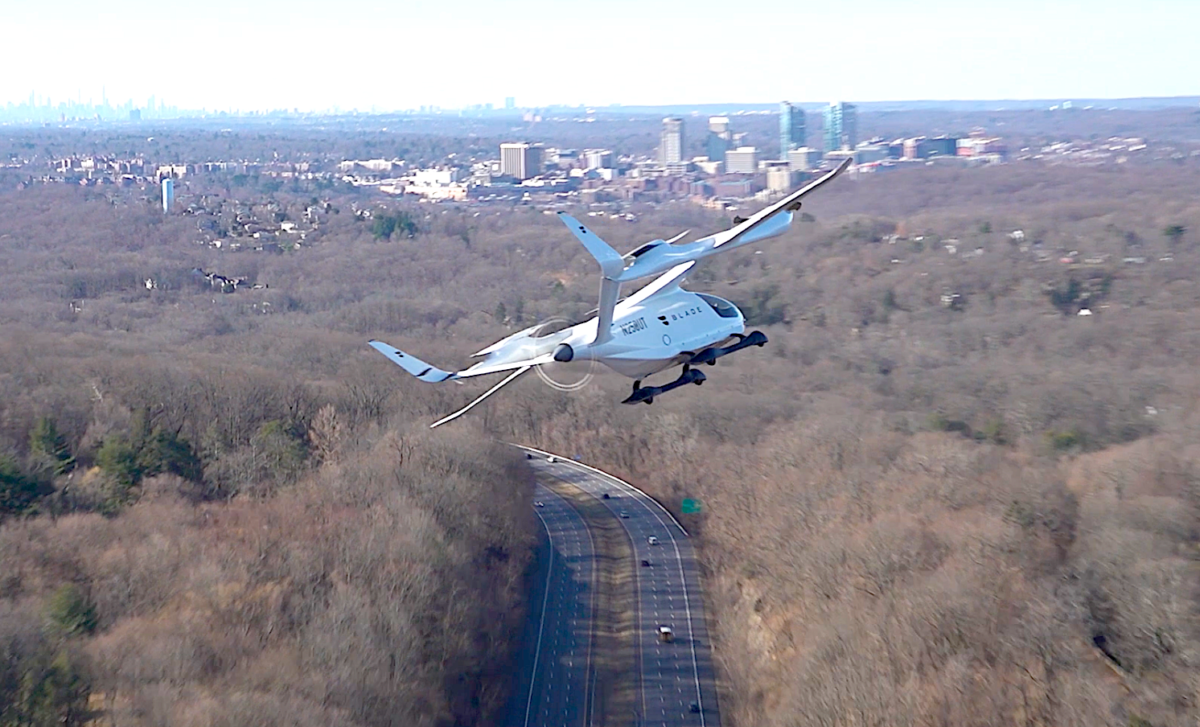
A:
[558,212,625,279]
[368,340,457,382]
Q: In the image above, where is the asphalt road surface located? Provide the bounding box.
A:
[524,449,722,727]
[504,482,597,727]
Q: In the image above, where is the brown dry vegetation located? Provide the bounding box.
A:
[2,141,1200,726]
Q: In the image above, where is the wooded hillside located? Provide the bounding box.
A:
[2,154,1199,726]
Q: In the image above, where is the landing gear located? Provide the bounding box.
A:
[688,330,768,366]
[631,380,652,405]
[622,367,707,405]
[621,333,767,405]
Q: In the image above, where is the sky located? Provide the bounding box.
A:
[2,0,1196,112]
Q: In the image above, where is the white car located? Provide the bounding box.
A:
[648,536,658,546]
[547,455,557,463]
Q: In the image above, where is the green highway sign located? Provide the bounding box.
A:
[681,498,702,514]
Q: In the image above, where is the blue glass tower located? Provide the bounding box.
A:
[823,102,857,152]
[780,101,806,157]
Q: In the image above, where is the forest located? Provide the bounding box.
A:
[2,123,1200,726]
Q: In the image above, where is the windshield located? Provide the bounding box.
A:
[697,293,740,319]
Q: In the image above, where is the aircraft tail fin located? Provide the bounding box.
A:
[558,213,624,344]
[558,213,624,279]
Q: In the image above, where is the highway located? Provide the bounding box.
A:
[504,482,597,727]
[521,448,722,727]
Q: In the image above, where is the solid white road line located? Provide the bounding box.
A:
[518,447,711,727]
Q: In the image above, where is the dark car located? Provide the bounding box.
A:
[602,493,610,500]
[689,702,701,714]
[641,559,650,567]
[525,453,533,459]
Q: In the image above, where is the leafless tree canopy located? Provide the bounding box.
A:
[2,124,1199,726]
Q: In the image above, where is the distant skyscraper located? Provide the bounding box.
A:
[706,116,730,163]
[780,101,806,157]
[824,102,857,152]
[500,142,543,180]
[161,177,174,213]
[660,118,684,165]
[706,133,728,165]
[505,96,515,110]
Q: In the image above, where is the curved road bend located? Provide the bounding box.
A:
[523,448,722,727]
[504,482,597,727]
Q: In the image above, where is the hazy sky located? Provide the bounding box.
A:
[2,0,1196,111]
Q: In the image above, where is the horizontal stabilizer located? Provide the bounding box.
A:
[368,340,457,382]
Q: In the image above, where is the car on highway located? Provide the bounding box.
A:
[658,625,674,643]
[619,511,629,519]
[534,501,544,508]
[547,455,557,463]
[648,536,658,546]
[602,493,610,499]
[690,702,701,714]
[641,559,650,567]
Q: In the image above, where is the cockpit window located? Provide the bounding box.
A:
[629,241,663,258]
[697,293,740,318]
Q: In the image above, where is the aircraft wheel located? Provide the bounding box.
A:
[694,378,704,386]
[707,360,716,366]
[644,397,654,405]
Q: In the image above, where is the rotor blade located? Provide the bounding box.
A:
[429,365,531,429]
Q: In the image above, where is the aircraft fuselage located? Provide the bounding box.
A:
[554,288,745,379]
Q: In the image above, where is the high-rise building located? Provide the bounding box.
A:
[499,142,543,180]
[584,149,613,169]
[660,118,684,165]
[824,102,857,152]
[724,147,758,174]
[161,178,174,213]
[705,116,730,163]
[706,134,727,164]
[504,96,515,110]
[780,101,806,157]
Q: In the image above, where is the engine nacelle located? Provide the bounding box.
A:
[553,343,574,362]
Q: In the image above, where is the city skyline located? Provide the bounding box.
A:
[2,0,1196,113]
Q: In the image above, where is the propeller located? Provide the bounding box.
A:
[530,317,596,392]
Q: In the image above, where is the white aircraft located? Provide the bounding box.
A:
[370,158,850,427]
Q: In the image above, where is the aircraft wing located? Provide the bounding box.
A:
[620,261,696,310]
[711,157,851,249]
[457,352,556,377]
[368,340,554,381]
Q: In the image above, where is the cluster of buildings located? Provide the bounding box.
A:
[9,154,319,191]
[363,101,1007,209]
[2,100,1035,217]
[1015,137,1150,165]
